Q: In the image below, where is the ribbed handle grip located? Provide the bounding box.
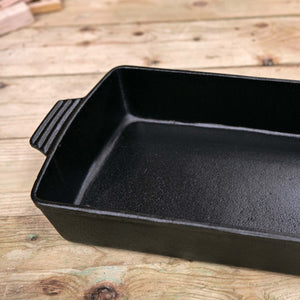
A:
[30,98,82,155]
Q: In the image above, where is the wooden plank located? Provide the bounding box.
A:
[0,74,99,106]
[1,238,300,299]
[206,65,300,79]
[1,17,300,76]
[0,139,43,193]
[30,0,300,27]
[0,2,34,36]
[0,115,48,139]
[1,65,300,139]
[1,210,300,298]
[0,266,127,299]
[0,74,100,138]
[0,192,42,217]
[0,214,175,271]
[28,0,62,14]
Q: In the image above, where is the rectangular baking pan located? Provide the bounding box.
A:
[30,66,300,275]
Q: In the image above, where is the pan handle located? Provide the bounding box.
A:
[30,98,83,156]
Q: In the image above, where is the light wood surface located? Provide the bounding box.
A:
[0,0,300,299]
[2,16,300,76]
[28,0,62,14]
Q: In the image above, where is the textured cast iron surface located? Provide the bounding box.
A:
[30,66,300,274]
[81,121,300,237]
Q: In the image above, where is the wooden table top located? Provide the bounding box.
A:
[1,0,300,299]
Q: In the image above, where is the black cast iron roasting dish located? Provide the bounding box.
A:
[30,66,300,275]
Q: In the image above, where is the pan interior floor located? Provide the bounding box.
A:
[79,121,300,238]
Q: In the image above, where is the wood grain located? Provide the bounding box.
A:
[28,0,62,14]
[1,244,300,299]
[0,139,42,193]
[0,215,174,271]
[1,0,300,298]
[1,17,300,76]
[0,192,42,217]
[30,0,300,27]
[1,214,300,298]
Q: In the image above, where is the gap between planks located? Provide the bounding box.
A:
[27,14,300,29]
[0,63,300,80]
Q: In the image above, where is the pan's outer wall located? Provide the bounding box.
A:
[39,204,300,275]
